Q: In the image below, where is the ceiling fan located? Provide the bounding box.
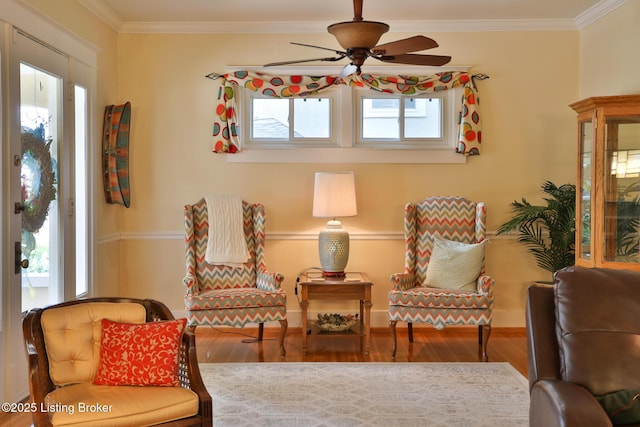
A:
[264,0,451,77]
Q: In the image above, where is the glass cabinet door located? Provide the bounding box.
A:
[604,116,640,263]
[571,95,640,270]
[578,120,593,261]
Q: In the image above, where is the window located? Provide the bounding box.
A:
[227,67,474,163]
[244,91,337,147]
[356,89,457,149]
[241,84,460,151]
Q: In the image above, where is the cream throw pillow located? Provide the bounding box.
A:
[425,237,486,291]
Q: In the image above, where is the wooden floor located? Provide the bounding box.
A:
[1,325,527,427]
[196,325,528,376]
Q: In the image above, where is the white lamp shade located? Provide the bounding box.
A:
[312,172,357,218]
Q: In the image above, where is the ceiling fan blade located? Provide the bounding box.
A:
[264,56,346,67]
[373,36,439,56]
[291,42,347,55]
[377,53,452,66]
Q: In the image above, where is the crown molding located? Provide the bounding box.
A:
[79,0,628,34]
[77,0,123,32]
[575,0,628,29]
[117,19,580,34]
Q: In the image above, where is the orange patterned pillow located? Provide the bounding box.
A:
[93,318,186,386]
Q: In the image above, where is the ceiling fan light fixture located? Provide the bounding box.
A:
[327,21,389,50]
[263,0,452,72]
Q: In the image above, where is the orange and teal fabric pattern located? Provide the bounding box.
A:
[183,199,286,328]
[102,102,131,207]
[212,70,482,156]
[388,196,494,329]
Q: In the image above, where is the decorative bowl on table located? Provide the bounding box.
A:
[315,313,359,332]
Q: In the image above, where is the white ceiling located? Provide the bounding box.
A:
[79,0,626,33]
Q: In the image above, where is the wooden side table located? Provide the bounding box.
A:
[298,271,373,355]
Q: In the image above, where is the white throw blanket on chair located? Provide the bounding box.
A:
[204,194,249,268]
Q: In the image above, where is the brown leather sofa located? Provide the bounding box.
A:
[527,266,640,427]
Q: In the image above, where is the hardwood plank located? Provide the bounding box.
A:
[194,325,528,375]
[1,326,527,426]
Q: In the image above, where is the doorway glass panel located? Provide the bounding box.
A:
[20,63,62,311]
[75,85,88,296]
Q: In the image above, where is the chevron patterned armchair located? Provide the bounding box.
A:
[389,196,494,361]
[183,199,287,357]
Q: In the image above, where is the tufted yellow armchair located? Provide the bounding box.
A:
[22,297,212,426]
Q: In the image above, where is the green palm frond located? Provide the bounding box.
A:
[497,181,576,279]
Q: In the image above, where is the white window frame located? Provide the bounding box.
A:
[354,88,459,150]
[226,65,470,164]
[242,88,340,148]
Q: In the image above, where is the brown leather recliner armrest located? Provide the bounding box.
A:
[530,380,612,427]
[526,285,561,390]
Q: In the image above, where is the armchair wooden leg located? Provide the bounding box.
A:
[479,324,491,362]
[258,323,264,341]
[408,322,414,342]
[279,319,288,359]
[390,320,398,361]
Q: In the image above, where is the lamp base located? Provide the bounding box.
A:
[322,270,346,279]
[318,220,350,275]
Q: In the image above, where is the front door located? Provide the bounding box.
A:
[0,4,95,402]
[5,28,69,403]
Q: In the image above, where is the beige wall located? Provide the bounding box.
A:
[578,1,640,97]
[114,30,578,327]
[21,1,638,328]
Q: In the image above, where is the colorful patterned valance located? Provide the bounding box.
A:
[212,70,484,156]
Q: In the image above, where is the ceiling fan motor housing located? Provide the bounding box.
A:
[327,21,389,50]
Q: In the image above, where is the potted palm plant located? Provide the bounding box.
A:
[497,181,576,283]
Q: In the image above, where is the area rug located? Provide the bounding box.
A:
[198,362,529,427]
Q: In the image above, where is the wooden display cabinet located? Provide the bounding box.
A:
[571,95,640,270]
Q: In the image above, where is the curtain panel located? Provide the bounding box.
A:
[212,70,482,155]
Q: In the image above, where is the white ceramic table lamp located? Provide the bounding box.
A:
[312,172,357,277]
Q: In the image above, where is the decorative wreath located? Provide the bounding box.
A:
[21,132,56,233]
